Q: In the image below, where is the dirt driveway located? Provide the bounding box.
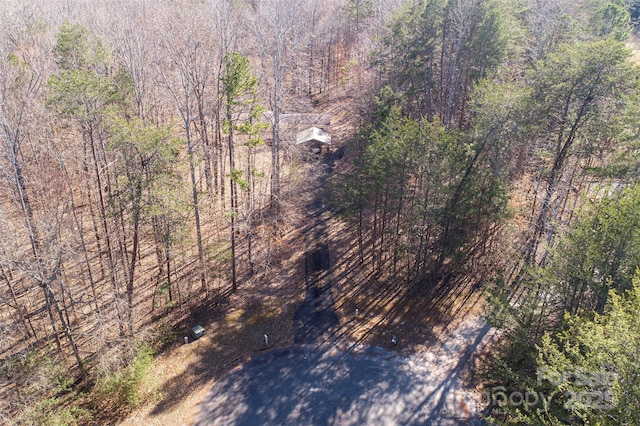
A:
[194,153,494,425]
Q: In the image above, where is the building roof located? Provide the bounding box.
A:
[296,127,332,145]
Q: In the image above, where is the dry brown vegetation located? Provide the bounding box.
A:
[0,0,399,422]
[3,1,638,424]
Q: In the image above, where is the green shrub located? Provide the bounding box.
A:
[24,397,92,426]
[96,342,154,408]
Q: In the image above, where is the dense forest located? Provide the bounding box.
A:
[1,0,640,424]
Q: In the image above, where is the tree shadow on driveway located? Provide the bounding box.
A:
[194,333,488,426]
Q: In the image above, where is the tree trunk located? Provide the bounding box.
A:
[227,102,238,291]
[126,180,142,336]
